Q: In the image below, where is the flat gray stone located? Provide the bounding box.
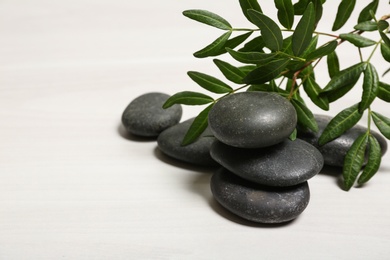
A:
[210,139,323,186]
[298,114,388,167]
[211,168,310,224]
[157,118,218,167]
[122,92,182,137]
[208,92,297,148]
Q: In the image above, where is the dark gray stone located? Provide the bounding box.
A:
[210,139,323,187]
[157,118,218,167]
[298,114,388,167]
[122,92,182,137]
[208,92,297,148]
[211,168,310,224]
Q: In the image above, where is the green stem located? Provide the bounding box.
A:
[232,28,259,32]
[367,41,381,63]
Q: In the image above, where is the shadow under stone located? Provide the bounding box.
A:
[117,123,157,142]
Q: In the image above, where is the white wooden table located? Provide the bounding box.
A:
[1,1,390,259]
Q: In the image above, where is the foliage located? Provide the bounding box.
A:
[164,0,390,191]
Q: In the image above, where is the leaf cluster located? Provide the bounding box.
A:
[164,0,390,190]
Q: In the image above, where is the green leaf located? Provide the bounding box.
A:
[332,0,356,31]
[289,128,297,141]
[371,112,390,139]
[312,0,324,25]
[380,31,390,47]
[377,81,390,102]
[274,0,294,29]
[305,40,338,61]
[301,35,318,58]
[293,0,309,15]
[381,43,390,62]
[292,2,316,56]
[359,63,379,113]
[213,59,246,84]
[327,50,340,78]
[182,104,214,146]
[383,68,390,76]
[243,58,290,84]
[248,9,283,51]
[239,0,263,24]
[357,0,379,23]
[339,33,376,48]
[187,71,232,94]
[378,20,389,32]
[354,21,379,32]
[239,36,265,52]
[291,98,318,132]
[322,62,366,93]
[239,65,257,75]
[358,135,381,185]
[194,31,232,58]
[226,48,278,64]
[214,32,253,56]
[343,132,368,190]
[324,78,359,103]
[303,76,329,110]
[318,103,363,145]
[182,10,232,30]
[163,91,214,108]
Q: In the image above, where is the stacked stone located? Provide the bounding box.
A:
[208,92,324,224]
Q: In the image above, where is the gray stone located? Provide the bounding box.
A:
[157,118,218,167]
[298,114,388,167]
[122,92,182,137]
[211,168,310,224]
[210,139,323,187]
[208,92,297,148]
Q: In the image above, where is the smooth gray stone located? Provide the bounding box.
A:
[210,139,323,187]
[157,118,218,166]
[122,92,182,137]
[208,92,297,148]
[211,168,310,224]
[298,114,388,167]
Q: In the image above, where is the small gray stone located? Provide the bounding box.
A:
[211,168,310,224]
[210,139,323,187]
[122,92,182,137]
[157,118,218,167]
[298,114,388,167]
[208,92,297,148]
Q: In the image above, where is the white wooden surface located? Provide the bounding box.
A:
[1,1,390,259]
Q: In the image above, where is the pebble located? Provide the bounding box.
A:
[157,118,218,167]
[211,168,310,224]
[298,114,388,167]
[121,92,182,137]
[208,92,297,148]
[210,139,323,186]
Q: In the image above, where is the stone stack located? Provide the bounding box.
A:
[208,92,324,224]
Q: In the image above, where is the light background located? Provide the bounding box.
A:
[1,1,390,259]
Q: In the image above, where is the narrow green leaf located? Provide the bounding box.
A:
[291,98,319,132]
[381,43,390,62]
[239,0,263,23]
[332,0,356,31]
[292,2,316,56]
[182,104,214,146]
[243,58,290,84]
[194,31,232,58]
[282,35,293,55]
[324,78,359,103]
[293,0,309,15]
[359,63,379,113]
[289,128,297,141]
[358,135,381,185]
[371,112,390,139]
[312,0,324,25]
[301,35,319,58]
[354,21,379,32]
[358,0,379,23]
[380,31,390,47]
[339,33,376,48]
[187,71,232,94]
[377,81,390,102]
[226,48,278,64]
[238,36,265,52]
[378,20,389,32]
[322,62,366,93]
[183,10,232,30]
[274,0,294,29]
[318,103,363,145]
[163,91,214,108]
[383,68,390,77]
[327,50,340,78]
[343,132,369,190]
[239,65,257,75]
[305,40,338,61]
[303,76,329,110]
[248,9,283,51]
[213,59,246,84]
[214,32,253,56]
